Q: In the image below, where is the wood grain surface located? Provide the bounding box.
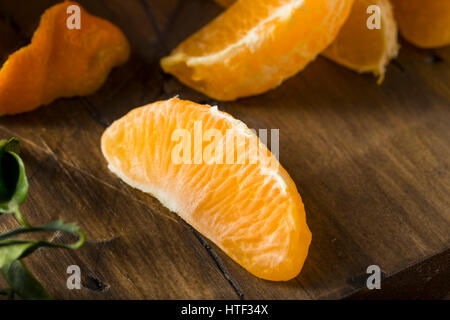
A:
[0,0,449,299]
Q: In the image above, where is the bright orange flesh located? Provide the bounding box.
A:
[101,98,311,281]
[391,0,450,48]
[0,1,130,115]
[161,0,354,101]
[323,0,399,81]
[218,0,399,81]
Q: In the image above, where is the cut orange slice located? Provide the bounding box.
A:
[0,1,130,115]
[101,98,311,281]
[217,0,399,82]
[161,0,354,101]
[323,0,399,82]
[391,0,450,48]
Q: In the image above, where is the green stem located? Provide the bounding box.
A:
[12,207,30,228]
[0,220,86,248]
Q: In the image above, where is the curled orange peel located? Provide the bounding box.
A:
[0,1,130,115]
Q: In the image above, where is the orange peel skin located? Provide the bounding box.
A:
[391,0,450,49]
[0,1,130,115]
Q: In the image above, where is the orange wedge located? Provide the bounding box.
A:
[323,0,399,82]
[0,1,130,115]
[161,0,354,101]
[217,0,399,82]
[391,0,450,48]
[101,98,311,281]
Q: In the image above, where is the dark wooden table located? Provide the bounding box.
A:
[0,0,449,299]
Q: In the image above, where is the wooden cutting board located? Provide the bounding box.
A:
[0,0,449,299]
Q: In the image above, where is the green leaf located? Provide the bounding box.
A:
[0,241,35,268]
[0,138,29,216]
[0,139,13,202]
[0,138,85,300]
[0,220,85,269]
[1,261,51,300]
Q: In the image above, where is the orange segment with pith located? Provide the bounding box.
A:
[217,0,399,82]
[161,0,354,101]
[323,0,399,82]
[101,98,312,281]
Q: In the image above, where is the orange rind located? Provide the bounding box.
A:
[0,1,130,115]
[391,0,450,48]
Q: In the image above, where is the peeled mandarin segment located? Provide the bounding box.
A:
[217,0,399,82]
[161,0,355,101]
[101,98,311,281]
[323,0,399,82]
[0,1,130,115]
[390,0,450,49]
